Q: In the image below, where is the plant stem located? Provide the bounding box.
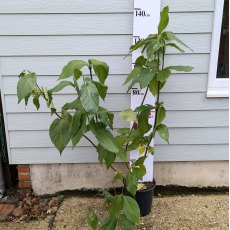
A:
[83,135,97,148]
[89,67,93,80]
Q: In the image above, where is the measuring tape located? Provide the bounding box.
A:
[130,0,162,182]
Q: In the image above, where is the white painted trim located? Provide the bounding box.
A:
[0,59,12,164]
[207,0,229,97]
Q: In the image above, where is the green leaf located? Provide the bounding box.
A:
[123,195,140,224]
[149,77,158,96]
[103,191,114,205]
[125,172,137,196]
[148,146,155,155]
[138,109,152,135]
[135,56,147,67]
[92,81,108,100]
[110,195,123,218]
[113,172,124,184]
[74,68,82,80]
[49,81,74,93]
[97,107,114,129]
[166,65,193,72]
[124,67,141,85]
[80,82,99,115]
[89,59,109,84]
[118,214,135,230]
[139,68,156,89]
[120,109,136,121]
[157,69,171,82]
[134,104,154,113]
[166,43,185,53]
[33,95,40,110]
[133,156,147,166]
[59,60,88,80]
[163,31,193,51]
[156,124,169,144]
[62,99,83,112]
[87,209,98,230]
[90,122,119,153]
[70,112,87,147]
[158,6,169,34]
[97,145,116,169]
[49,117,70,154]
[156,106,166,126]
[17,72,37,103]
[132,165,146,180]
[146,41,164,59]
[99,216,117,230]
[116,147,128,162]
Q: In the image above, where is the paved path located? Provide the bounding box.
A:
[0,194,228,230]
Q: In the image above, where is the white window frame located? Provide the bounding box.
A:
[207,0,229,97]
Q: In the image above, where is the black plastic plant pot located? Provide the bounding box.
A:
[124,178,156,217]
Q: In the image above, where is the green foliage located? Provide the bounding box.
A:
[16,6,193,230]
[87,209,98,230]
[17,72,37,103]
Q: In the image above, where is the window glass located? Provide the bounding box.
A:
[217,0,229,78]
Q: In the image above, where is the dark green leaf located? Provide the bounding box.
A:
[99,216,117,230]
[118,214,135,230]
[49,81,74,93]
[148,146,155,154]
[123,195,140,224]
[80,82,99,115]
[49,117,70,154]
[90,122,119,153]
[146,41,164,59]
[71,113,87,147]
[126,172,137,196]
[166,65,193,72]
[59,60,88,80]
[138,110,152,135]
[156,124,169,144]
[33,95,40,110]
[89,59,109,84]
[149,77,158,96]
[87,209,98,230]
[132,165,146,180]
[74,68,82,80]
[135,56,147,67]
[92,81,108,100]
[120,109,136,121]
[133,156,147,166]
[103,191,114,205]
[134,104,154,113]
[97,145,116,169]
[158,6,169,34]
[157,69,171,82]
[62,99,83,112]
[17,72,37,103]
[116,147,128,162]
[97,107,114,129]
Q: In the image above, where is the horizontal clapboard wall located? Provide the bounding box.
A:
[0,0,229,164]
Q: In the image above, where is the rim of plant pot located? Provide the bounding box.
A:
[136,178,156,193]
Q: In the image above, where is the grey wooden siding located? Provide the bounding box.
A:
[0,0,228,164]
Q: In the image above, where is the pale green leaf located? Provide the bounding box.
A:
[166,65,193,72]
[165,43,185,53]
[99,216,117,230]
[157,69,171,82]
[118,214,135,230]
[110,195,123,218]
[120,109,137,121]
[125,172,137,196]
[156,106,166,126]
[139,68,156,89]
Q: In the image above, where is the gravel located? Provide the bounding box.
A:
[0,194,228,230]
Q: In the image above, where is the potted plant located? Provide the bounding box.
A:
[16,6,192,229]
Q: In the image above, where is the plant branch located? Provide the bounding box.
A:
[83,135,97,148]
[89,67,93,80]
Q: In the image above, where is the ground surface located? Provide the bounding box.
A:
[0,193,228,230]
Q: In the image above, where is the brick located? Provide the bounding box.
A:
[18,181,31,188]
[18,188,32,196]
[0,204,4,212]
[17,165,30,173]
[0,204,15,221]
[18,173,30,181]
[12,208,23,217]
